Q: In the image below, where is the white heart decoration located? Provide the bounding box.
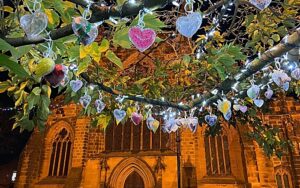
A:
[163,118,179,133]
[94,99,106,113]
[291,68,300,80]
[233,104,240,111]
[264,88,273,99]
[254,99,264,108]
[79,94,91,109]
[72,17,98,45]
[113,109,126,124]
[176,12,202,38]
[272,70,291,87]
[70,80,83,92]
[20,11,48,39]
[187,117,198,133]
[249,0,272,10]
[247,84,260,99]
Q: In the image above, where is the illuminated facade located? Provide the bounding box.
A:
[14,97,300,188]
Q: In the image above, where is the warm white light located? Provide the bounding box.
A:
[11,171,17,182]
[172,1,180,7]
[129,0,136,4]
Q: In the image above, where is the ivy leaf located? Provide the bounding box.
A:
[32,87,41,95]
[0,54,30,78]
[99,38,110,53]
[19,118,35,131]
[76,56,91,76]
[113,27,132,49]
[0,81,11,93]
[105,50,123,69]
[27,93,40,110]
[45,9,60,29]
[97,114,111,130]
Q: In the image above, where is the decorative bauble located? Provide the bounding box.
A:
[131,112,143,125]
[205,114,217,126]
[249,0,272,10]
[247,84,260,99]
[94,99,105,113]
[34,58,55,79]
[291,68,300,80]
[20,11,48,39]
[72,17,98,45]
[113,109,126,124]
[70,80,83,92]
[128,26,156,52]
[44,64,67,88]
[254,99,264,107]
[79,94,91,109]
[176,12,202,38]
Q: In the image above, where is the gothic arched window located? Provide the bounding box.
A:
[48,128,72,177]
[204,135,231,176]
[275,168,292,188]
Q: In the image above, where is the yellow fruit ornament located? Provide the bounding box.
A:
[33,58,55,80]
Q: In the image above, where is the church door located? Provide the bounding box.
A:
[124,171,145,188]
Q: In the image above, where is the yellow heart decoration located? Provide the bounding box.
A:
[217,99,231,114]
[152,120,160,133]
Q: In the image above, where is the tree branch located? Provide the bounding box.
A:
[3,0,172,47]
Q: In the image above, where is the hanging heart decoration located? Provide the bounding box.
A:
[239,105,248,113]
[146,116,160,133]
[187,117,198,133]
[291,68,300,80]
[271,70,291,88]
[254,99,264,107]
[20,11,48,39]
[217,99,231,114]
[176,12,202,38]
[44,64,67,88]
[205,114,217,126]
[249,0,272,10]
[131,112,143,125]
[94,99,106,113]
[113,109,127,125]
[70,79,83,92]
[72,17,98,45]
[163,118,179,133]
[247,84,260,99]
[223,110,232,121]
[128,26,156,52]
[233,104,240,111]
[79,94,91,109]
[264,88,274,99]
[283,82,289,91]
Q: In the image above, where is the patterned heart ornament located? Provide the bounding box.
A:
[72,17,98,45]
[176,12,202,38]
[163,118,179,133]
[70,80,83,92]
[239,105,248,113]
[131,112,143,125]
[187,117,198,133]
[20,11,48,39]
[146,116,160,133]
[254,99,264,108]
[94,99,106,113]
[79,94,91,109]
[291,68,300,80]
[217,99,231,114]
[223,110,232,121]
[272,70,291,87]
[249,0,272,10]
[264,88,274,99]
[205,114,217,126]
[128,26,156,52]
[113,109,126,125]
[247,84,260,99]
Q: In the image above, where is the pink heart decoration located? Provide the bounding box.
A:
[131,112,143,125]
[128,26,156,52]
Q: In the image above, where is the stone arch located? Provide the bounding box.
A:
[108,157,156,188]
[40,120,74,178]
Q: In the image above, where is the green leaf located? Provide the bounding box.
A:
[218,54,235,67]
[0,81,10,93]
[0,54,30,78]
[113,27,132,49]
[19,118,35,131]
[214,64,226,80]
[45,9,60,29]
[271,34,280,42]
[27,93,40,110]
[98,114,111,131]
[76,56,91,76]
[32,87,42,95]
[105,50,123,69]
[131,13,165,31]
[134,76,152,85]
[99,38,110,53]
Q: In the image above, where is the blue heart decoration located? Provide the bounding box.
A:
[283,82,289,91]
[70,79,83,92]
[176,12,202,38]
[205,114,217,126]
[291,68,300,80]
[79,94,91,109]
[187,117,198,133]
[113,109,126,123]
[94,99,106,113]
[223,110,232,121]
[254,99,264,108]
[247,84,260,99]
[249,0,272,10]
